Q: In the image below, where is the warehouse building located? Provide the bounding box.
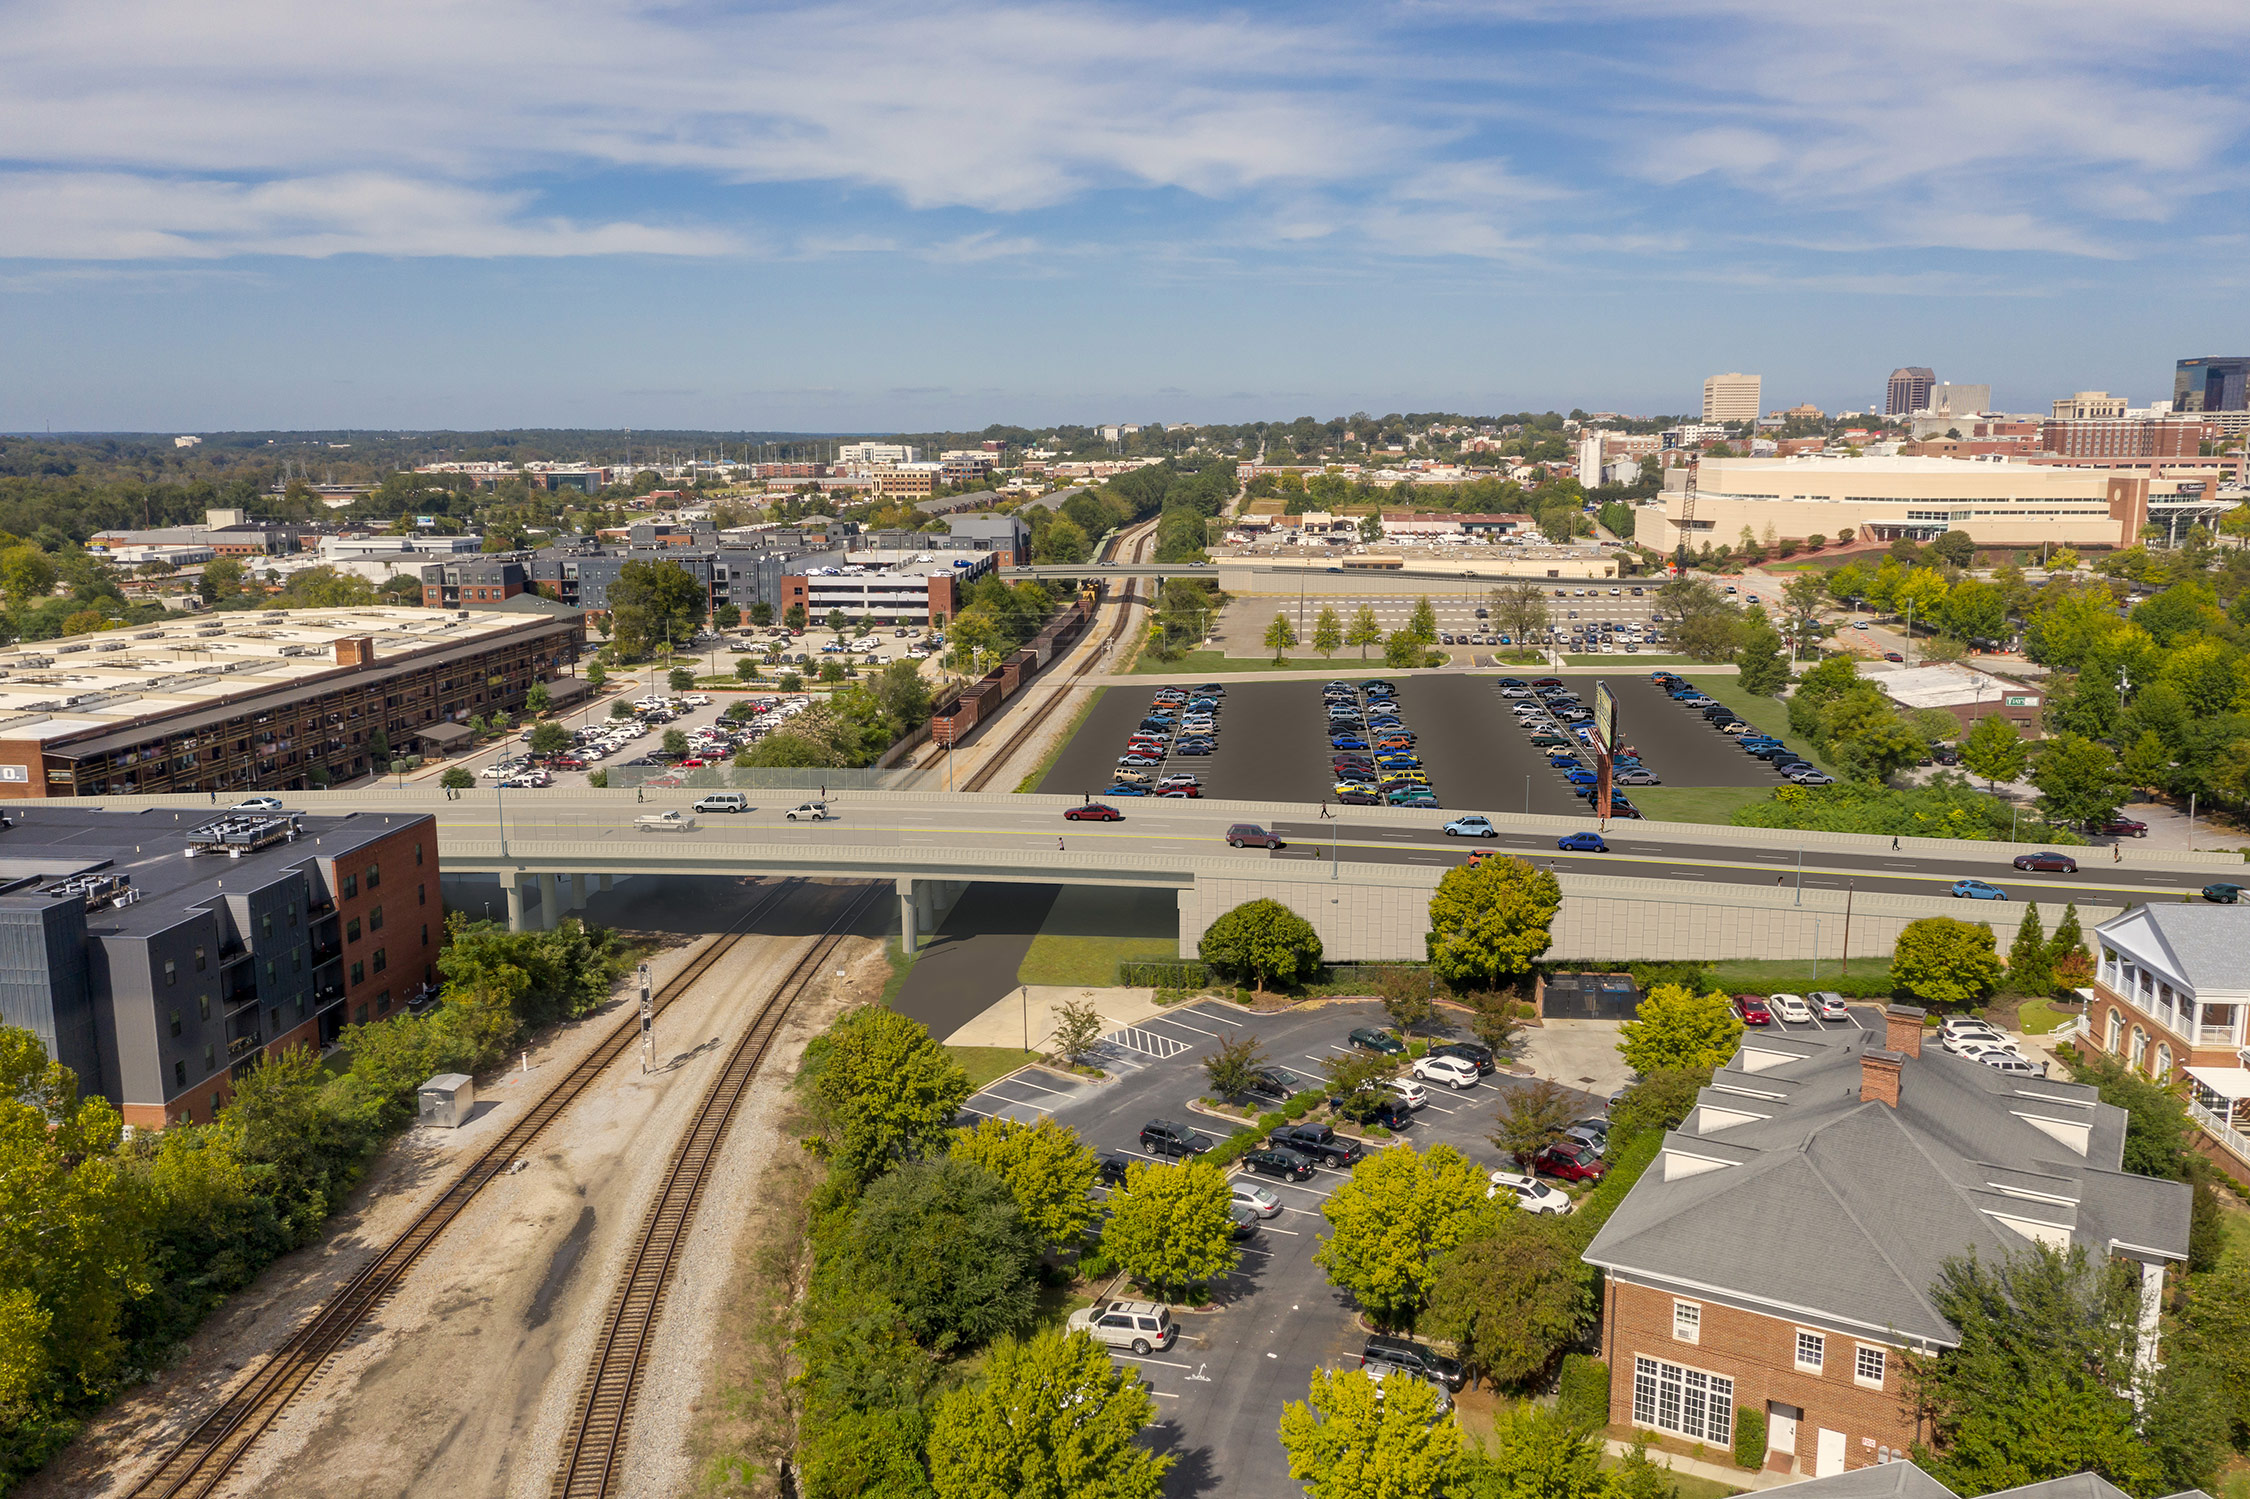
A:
[0,806,439,1126]
[0,608,584,798]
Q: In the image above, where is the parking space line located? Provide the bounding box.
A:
[1271,1179,1338,1198]
[1414,1101,1458,1115]
[1183,1008,1246,1027]
[1280,1205,1323,1218]
[993,1075,1071,1097]
[1148,1015,1222,1039]
[1113,1353,1195,1369]
[1260,1223,1304,1235]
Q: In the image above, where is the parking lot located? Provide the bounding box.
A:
[1041,672,1779,814]
[956,997,1599,1498]
[1209,586,1667,656]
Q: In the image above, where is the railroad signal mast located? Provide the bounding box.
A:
[638,962,653,1073]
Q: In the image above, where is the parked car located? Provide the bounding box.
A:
[1807,992,1850,1021]
[1767,993,1814,1024]
[1409,1055,1480,1090]
[1138,1119,1215,1157]
[1238,1147,1318,1181]
[1384,1078,1430,1110]
[1067,1300,1176,1355]
[1732,993,1774,1026]
[1065,802,1123,821]
[2093,817,2148,837]
[1095,1151,1138,1187]
[1269,1122,1364,1166]
[1363,1335,1466,1391]
[1949,878,2009,900]
[1336,1095,1415,1130]
[1246,1067,1308,1103]
[1230,1180,1283,1217]
[1428,1041,1495,1074]
[1348,1026,1406,1055]
[1488,1169,1572,1215]
[2011,851,2079,873]
[1532,1141,1608,1182]
[233,796,286,812]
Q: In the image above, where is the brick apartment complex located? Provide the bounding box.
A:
[420,558,528,608]
[0,608,582,797]
[0,807,438,1127]
[2039,418,2206,460]
[1586,1007,2188,1479]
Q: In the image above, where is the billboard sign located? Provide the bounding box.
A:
[1592,683,1618,757]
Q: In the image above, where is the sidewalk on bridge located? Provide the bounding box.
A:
[942,984,1168,1049]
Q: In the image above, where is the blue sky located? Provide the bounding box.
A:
[2,0,2245,433]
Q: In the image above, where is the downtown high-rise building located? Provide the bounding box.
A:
[2175,357,2249,413]
[1885,367,1936,416]
[1701,372,1761,423]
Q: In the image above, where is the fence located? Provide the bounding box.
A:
[1119,959,1209,988]
[601,764,923,792]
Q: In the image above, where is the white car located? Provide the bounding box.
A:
[1066,1300,1175,1355]
[1229,1180,1282,1218]
[785,802,833,822]
[1941,1026,2008,1055]
[1939,1015,2004,1042]
[232,796,285,812]
[1409,1055,1480,1091]
[1952,1038,2022,1066]
[1384,1078,1429,1111]
[1488,1169,1572,1215]
[1982,1053,2047,1077]
[1767,993,1814,1025]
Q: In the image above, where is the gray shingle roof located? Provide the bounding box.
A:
[2097,903,2250,992]
[1584,1009,2191,1348]
[1772,1461,1958,1499]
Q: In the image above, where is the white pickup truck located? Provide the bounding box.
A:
[633,810,698,833]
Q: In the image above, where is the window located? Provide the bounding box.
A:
[2107,1010,2122,1053]
[293,946,303,972]
[351,961,365,985]
[1856,1346,1886,1386]
[2156,1043,2173,1078]
[422,923,429,947]
[1795,1331,1825,1372]
[289,901,298,927]
[342,874,358,899]
[416,843,424,866]
[1673,1302,1700,1342]
[372,948,387,974]
[1633,1357,1733,1444]
[347,917,361,943]
[174,1060,186,1086]
[169,1010,182,1037]
[370,905,383,933]
[198,994,210,1021]
[262,914,273,939]
[203,1044,214,1071]
[376,990,392,1014]
[418,882,426,906]
[366,863,380,889]
[195,945,207,971]
[165,960,177,986]
[2131,1028,2149,1066]
[354,1004,368,1025]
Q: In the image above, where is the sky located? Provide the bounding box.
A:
[2,0,2246,433]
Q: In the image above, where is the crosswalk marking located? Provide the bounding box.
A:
[1104,1025,1194,1059]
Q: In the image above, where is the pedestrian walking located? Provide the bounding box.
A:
[1058,836,1065,852]
[1891,835,1899,851]
[2113,844,2121,863]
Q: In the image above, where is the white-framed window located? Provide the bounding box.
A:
[2106,1010,2122,1053]
[2156,1043,2173,1079]
[1673,1301,1701,1342]
[1856,1345,1887,1386]
[1795,1330,1825,1371]
[1633,1356,1734,1444]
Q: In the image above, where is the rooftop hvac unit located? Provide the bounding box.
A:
[52,643,86,654]
[134,631,163,640]
[94,642,125,652]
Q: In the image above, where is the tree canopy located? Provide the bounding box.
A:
[1314,1143,1493,1329]
[1425,856,1561,989]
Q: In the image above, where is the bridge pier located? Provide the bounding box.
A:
[536,872,559,931]
[599,873,613,893]
[504,876,528,932]
[569,872,588,911]
[897,875,920,955]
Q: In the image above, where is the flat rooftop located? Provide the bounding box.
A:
[1872,662,2036,708]
[0,607,551,743]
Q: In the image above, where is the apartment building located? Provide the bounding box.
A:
[420,559,529,609]
[1702,374,1762,423]
[2088,905,2248,1112]
[0,806,439,1126]
[2039,418,2208,460]
[2053,391,2129,421]
[0,609,582,797]
[872,464,942,499]
[1586,1007,2189,1478]
[782,551,987,627]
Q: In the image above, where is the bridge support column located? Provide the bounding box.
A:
[915,880,936,936]
[569,872,588,911]
[897,875,920,955]
[1177,887,1198,960]
[536,872,559,932]
[599,874,613,893]
[505,876,528,933]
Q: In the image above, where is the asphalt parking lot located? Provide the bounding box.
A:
[957,998,1598,1499]
[1211,586,1664,655]
[1040,671,1778,815]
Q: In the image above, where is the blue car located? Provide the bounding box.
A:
[1548,755,1581,769]
[1564,769,1598,785]
[1949,878,2009,901]
[1103,782,1150,796]
[1331,736,1369,750]
[1557,831,1609,853]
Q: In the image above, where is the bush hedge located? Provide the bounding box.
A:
[1733,1404,1767,1469]
[1556,1354,1610,1426]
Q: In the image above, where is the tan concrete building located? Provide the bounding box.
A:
[2052,390,2128,420]
[1630,455,2231,552]
[1702,372,1762,423]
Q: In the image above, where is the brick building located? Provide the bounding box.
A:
[2039,418,2206,460]
[420,558,528,608]
[0,807,438,1127]
[1585,1007,2188,1478]
[2086,906,2250,1171]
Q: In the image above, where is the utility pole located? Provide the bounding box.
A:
[639,962,653,1073]
[1840,882,1854,978]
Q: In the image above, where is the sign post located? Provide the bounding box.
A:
[638,962,653,1074]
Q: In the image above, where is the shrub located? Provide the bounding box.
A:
[1556,1354,1611,1427]
[1284,1092,1319,1121]
[1733,1405,1767,1469]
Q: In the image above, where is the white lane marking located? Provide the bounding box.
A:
[1260,1224,1303,1236]
[1414,1101,1457,1115]
[1184,1008,1246,1027]
[994,1075,1071,1097]
[1280,1206,1324,1219]
[1113,1353,1194,1369]
[1271,1178,1339,1198]
[1148,1015,1222,1039]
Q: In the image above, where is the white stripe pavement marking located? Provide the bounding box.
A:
[997,1075,1071,1096]
[1148,1015,1222,1039]
[1114,1353,1194,1369]
[1184,1008,1246,1027]
[1259,1224,1303,1235]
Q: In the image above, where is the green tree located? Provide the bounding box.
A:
[1314,1143,1492,1329]
[1617,984,1742,1075]
[713,603,741,628]
[1200,1032,1268,1101]
[1425,856,1561,990]
[1278,1366,1464,1499]
[1312,606,1343,660]
[1489,1077,1580,1167]
[735,656,760,682]
[1102,1158,1237,1296]
[1383,630,1426,669]
[1198,898,1323,994]
[1489,582,1550,645]
[1607,1068,1708,1150]
[668,666,695,692]
[749,601,774,625]
[528,721,571,756]
[1265,612,1299,662]
[814,1006,974,1187]
[524,681,552,716]
[1962,713,2028,789]
[848,1158,1041,1353]
[439,766,475,790]
[1733,606,1789,696]
[1408,596,1439,644]
[2047,904,2088,974]
[2119,730,2172,797]
[1322,1048,1403,1124]
[1892,917,2004,1007]
[662,727,689,758]
[584,660,607,691]
[1907,1246,2225,1499]
[606,558,705,657]
[0,546,60,607]
[1346,605,1383,660]
[2033,732,2130,829]
[2008,903,2052,995]
[1466,1402,1612,1499]
[928,1329,1171,1499]
[1423,1213,1592,1389]
[1032,514,1091,565]
[948,1115,1101,1252]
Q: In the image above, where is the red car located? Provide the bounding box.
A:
[549,755,588,771]
[1532,1142,1608,1182]
[1065,803,1123,821]
[1882,651,1904,663]
[1158,786,1201,798]
[2012,851,2080,873]
[1733,994,1773,1026]
[2095,817,2147,838]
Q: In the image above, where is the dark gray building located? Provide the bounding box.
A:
[527,535,845,618]
[0,806,438,1127]
[2175,356,2249,413]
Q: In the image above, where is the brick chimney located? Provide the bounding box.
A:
[333,636,375,667]
[1884,1003,1925,1058]
[1861,1048,1904,1108]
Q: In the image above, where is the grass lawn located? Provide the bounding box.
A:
[879,937,914,1009]
[1626,786,1772,825]
[1451,1401,1744,1499]
[1702,955,1896,997]
[1135,650,1399,675]
[1018,933,1180,987]
[945,1045,1041,1090]
[1016,687,1106,793]
[1688,679,1838,775]
[2015,997,2078,1035]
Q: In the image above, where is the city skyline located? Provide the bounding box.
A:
[3,0,2246,430]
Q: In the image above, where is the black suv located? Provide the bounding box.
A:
[1246,1067,1308,1103]
[1427,1041,1495,1075]
[1138,1119,1215,1157]
[1364,1335,1467,1391]
[1096,1151,1139,1187]
[1333,1095,1415,1131]
[1270,1122,1365,1166]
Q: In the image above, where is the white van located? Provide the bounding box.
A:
[694,793,750,814]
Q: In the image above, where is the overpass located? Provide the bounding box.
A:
[55,788,2236,964]
[1017,559,1627,592]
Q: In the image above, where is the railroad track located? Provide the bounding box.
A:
[129,878,815,1499]
[551,880,883,1499]
[957,521,1157,792]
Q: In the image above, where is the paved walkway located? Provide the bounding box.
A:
[1607,1437,1792,1491]
[941,983,1170,1048]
